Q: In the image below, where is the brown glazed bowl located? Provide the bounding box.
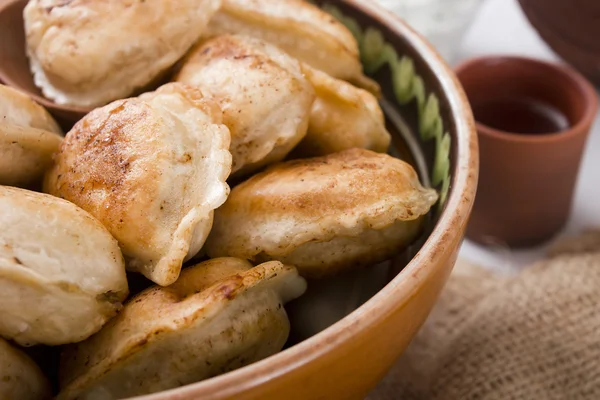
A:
[518,0,600,87]
[0,0,478,399]
[456,56,597,247]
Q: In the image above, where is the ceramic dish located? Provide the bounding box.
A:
[0,0,478,399]
[518,0,600,87]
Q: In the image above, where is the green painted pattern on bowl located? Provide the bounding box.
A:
[322,3,451,213]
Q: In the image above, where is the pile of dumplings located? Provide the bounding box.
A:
[0,0,439,399]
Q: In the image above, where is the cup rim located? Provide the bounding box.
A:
[454,55,598,144]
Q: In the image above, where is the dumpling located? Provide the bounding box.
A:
[24,0,222,107]
[292,64,391,157]
[205,148,439,279]
[0,186,128,346]
[44,83,232,286]
[174,34,315,177]
[0,84,63,188]
[0,85,61,133]
[205,0,379,93]
[0,337,51,400]
[58,257,307,400]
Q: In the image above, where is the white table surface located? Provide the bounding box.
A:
[446,0,600,273]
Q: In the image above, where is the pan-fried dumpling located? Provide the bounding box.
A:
[0,338,51,400]
[44,83,232,286]
[175,34,315,177]
[58,258,307,400]
[205,149,438,279]
[24,0,222,107]
[205,0,379,93]
[0,186,128,346]
[0,84,63,188]
[292,65,391,158]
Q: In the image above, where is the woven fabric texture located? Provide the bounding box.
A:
[369,229,600,400]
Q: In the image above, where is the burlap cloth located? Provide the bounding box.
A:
[368,229,600,400]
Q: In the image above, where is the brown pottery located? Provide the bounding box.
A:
[0,0,478,399]
[456,56,597,247]
[518,0,600,87]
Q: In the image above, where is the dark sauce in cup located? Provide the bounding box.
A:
[472,97,570,134]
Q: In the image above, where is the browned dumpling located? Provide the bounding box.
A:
[24,0,222,107]
[0,84,63,188]
[293,64,391,157]
[205,0,379,93]
[44,83,232,286]
[205,148,439,278]
[58,258,307,400]
[175,34,315,177]
[0,338,51,400]
[0,186,128,346]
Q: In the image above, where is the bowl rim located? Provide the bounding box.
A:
[136,0,478,398]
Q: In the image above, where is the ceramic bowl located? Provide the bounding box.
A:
[0,0,478,398]
[518,0,600,86]
[457,56,596,247]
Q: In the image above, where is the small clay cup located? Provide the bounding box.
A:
[456,56,597,247]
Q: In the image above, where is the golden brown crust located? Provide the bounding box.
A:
[24,0,223,106]
[175,34,314,177]
[58,258,306,400]
[45,83,232,286]
[205,0,379,93]
[46,99,164,241]
[292,64,391,157]
[205,148,438,277]
[218,148,435,220]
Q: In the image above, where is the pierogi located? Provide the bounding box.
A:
[205,0,379,93]
[24,0,222,107]
[175,34,315,177]
[293,65,391,157]
[205,148,439,278]
[45,83,232,286]
[58,258,306,400]
[0,186,128,346]
[0,84,63,188]
[0,337,51,400]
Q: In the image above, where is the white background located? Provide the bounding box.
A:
[447,0,600,273]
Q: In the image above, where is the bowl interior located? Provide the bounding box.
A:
[255,1,457,347]
[152,2,469,397]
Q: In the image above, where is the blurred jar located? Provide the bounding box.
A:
[374,0,484,63]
